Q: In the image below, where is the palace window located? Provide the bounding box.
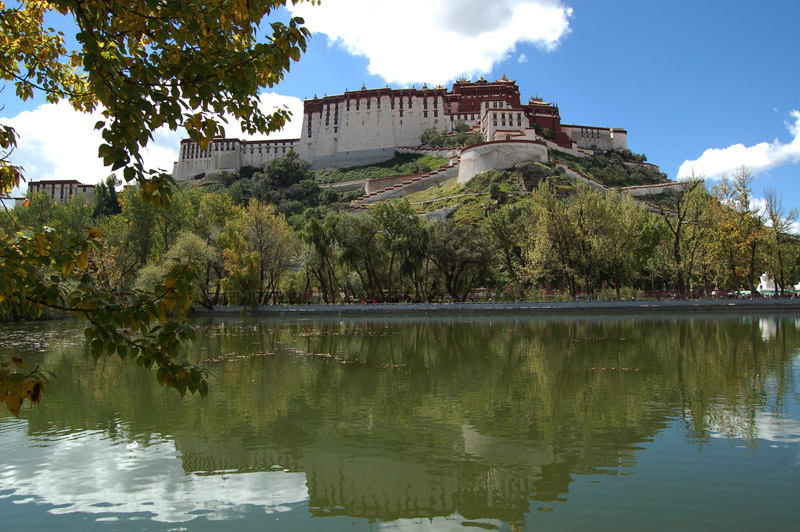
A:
[423,111,428,118]
[434,110,438,118]
[399,110,404,117]
[367,98,370,110]
[408,97,412,109]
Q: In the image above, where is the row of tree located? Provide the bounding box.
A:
[3,166,797,306]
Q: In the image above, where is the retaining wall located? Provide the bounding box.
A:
[457,141,548,184]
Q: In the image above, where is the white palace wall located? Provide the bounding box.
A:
[173,138,300,180]
[458,141,548,184]
[561,125,627,152]
[297,92,448,169]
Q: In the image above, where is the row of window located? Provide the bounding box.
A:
[183,144,292,159]
[492,121,523,128]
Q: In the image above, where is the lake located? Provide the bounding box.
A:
[1,314,799,531]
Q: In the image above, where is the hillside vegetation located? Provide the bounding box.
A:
[313,152,449,183]
[550,149,667,187]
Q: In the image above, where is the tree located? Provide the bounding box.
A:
[301,215,341,304]
[709,168,764,297]
[763,188,798,297]
[92,175,122,219]
[595,192,648,300]
[522,181,581,300]
[0,0,316,414]
[420,126,441,146]
[220,199,299,305]
[331,212,386,301]
[259,150,313,188]
[453,118,471,134]
[487,205,526,298]
[653,177,706,298]
[372,200,431,302]
[429,221,493,301]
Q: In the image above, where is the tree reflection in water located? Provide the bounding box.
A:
[1,314,798,529]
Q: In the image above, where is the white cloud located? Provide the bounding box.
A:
[518,54,528,63]
[1,93,303,194]
[677,110,800,181]
[288,0,572,85]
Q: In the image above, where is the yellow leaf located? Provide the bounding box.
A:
[5,393,23,416]
[88,227,104,238]
[76,249,89,270]
[10,356,25,367]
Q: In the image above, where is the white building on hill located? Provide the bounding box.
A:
[172,77,629,180]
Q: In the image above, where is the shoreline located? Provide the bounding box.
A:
[189,299,800,317]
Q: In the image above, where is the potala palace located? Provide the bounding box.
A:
[172,76,632,182]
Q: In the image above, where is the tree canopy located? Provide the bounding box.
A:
[0,0,316,414]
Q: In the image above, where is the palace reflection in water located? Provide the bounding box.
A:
[1,315,799,530]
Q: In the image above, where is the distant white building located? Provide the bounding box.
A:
[27,179,95,204]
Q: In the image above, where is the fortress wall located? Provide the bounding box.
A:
[622,182,685,197]
[396,146,461,158]
[562,125,628,152]
[457,141,548,184]
[612,129,628,151]
[556,162,610,196]
[174,138,300,180]
[305,147,398,170]
[299,92,447,170]
[241,140,299,169]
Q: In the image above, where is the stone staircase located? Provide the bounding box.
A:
[351,156,461,208]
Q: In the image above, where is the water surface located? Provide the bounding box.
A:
[1,315,799,530]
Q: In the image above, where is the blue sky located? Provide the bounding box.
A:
[2,0,799,217]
